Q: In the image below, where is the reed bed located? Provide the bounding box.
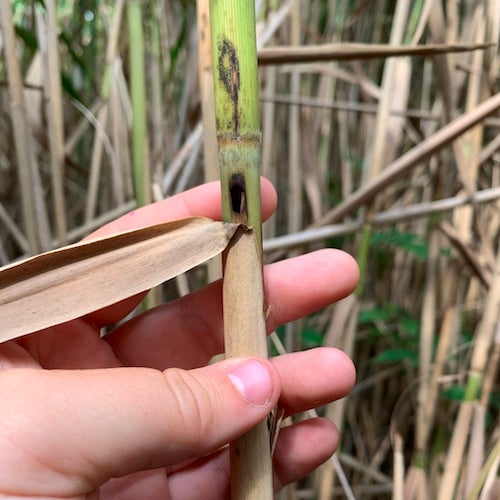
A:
[0,1,499,498]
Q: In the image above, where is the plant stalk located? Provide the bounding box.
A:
[38,0,68,246]
[0,2,45,254]
[209,1,273,497]
[128,0,150,208]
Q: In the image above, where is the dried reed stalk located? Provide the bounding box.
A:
[196,0,221,282]
[283,0,303,353]
[317,295,359,500]
[150,4,165,190]
[37,0,67,245]
[257,41,493,64]
[315,92,500,226]
[288,0,302,235]
[413,229,439,497]
[85,104,110,223]
[196,0,219,185]
[264,187,500,260]
[109,60,127,205]
[0,2,45,254]
[357,0,411,294]
[453,4,486,240]
[438,242,500,499]
[261,63,277,240]
[85,0,125,223]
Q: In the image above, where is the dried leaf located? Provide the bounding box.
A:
[0,217,239,343]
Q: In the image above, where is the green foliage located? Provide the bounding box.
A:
[373,348,418,365]
[168,8,188,77]
[489,392,500,411]
[14,24,37,50]
[301,327,323,349]
[441,385,499,429]
[13,8,89,101]
[441,384,466,402]
[358,304,395,324]
[270,325,324,356]
[359,304,421,367]
[371,227,429,261]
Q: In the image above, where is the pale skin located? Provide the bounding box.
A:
[0,179,359,499]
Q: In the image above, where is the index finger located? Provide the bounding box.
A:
[84,178,277,326]
[87,178,277,240]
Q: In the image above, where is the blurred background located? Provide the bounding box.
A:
[0,1,499,498]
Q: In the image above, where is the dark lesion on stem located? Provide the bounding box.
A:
[217,37,240,135]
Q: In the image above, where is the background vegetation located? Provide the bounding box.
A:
[0,1,499,498]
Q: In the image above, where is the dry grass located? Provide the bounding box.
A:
[0,1,499,498]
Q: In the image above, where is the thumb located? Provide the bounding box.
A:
[0,358,278,496]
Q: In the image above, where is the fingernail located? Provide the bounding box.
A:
[227,360,273,407]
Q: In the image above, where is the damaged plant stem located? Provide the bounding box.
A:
[209,1,273,498]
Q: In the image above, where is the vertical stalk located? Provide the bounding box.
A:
[0,1,44,254]
[128,0,150,207]
[85,0,124,223]
[288,0,302,234]
[209,1,273,498]
[438,242,500,500]
[197,0,222,282]
[356,0,411,297]
[197,0,219,184]
[151,1,165,187]
[284,0,302,353]
[38,0,68,245]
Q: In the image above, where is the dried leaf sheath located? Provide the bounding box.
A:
[0,217,239,343]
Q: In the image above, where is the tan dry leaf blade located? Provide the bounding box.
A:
[0,217,239,343]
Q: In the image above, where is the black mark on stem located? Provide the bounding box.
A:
[229,173,246,215]
[218,38,240,134]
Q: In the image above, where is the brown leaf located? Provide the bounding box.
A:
[0,217,239,343]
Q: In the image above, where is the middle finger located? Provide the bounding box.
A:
[105,249,358,370]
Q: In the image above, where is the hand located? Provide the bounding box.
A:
[0,179,358,499]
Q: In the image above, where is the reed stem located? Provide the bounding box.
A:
[128,0,150,207]
[210,1,273,497]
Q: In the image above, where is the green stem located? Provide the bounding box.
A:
[210,0,263,235]
[128,0,149,207]
[210,1,273,498]
[355,222,372,296]
[464,371,482,402]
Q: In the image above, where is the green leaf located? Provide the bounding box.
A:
[358,304,397,324]
[399,315,420,337]
[373,348,418,365]
[14,24,38,50]
[441,385,466,402]
[301,328,323,348]
[371,227,428,261]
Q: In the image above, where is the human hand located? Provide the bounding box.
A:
[0,179,358,499]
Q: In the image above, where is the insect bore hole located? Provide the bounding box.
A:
[229,174,246,214]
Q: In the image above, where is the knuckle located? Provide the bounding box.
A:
[161,368,221,442]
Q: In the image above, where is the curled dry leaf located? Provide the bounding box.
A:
[0,217,240,343]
